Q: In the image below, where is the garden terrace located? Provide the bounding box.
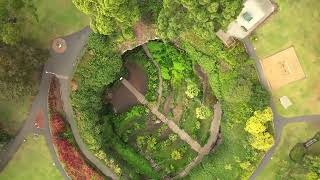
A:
[71,37,222,178]
[48,77,104,179]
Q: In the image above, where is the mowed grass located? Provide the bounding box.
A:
[0,97,31,134]
[1,0,89,133]
[252,0,320,117]
[257,121,320,180]
[24,0,89,48]
[0,134,62,180]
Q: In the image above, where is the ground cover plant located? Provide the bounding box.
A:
[252,0,320,117]
[49,78,103,180]
[257,122,320,180]
[147,41,214,145]
[0,134,62,180]
[71,0,272,179]
[170,25,271,180]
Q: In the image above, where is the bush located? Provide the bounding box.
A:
[290,143,306,162]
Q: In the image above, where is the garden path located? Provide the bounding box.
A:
[142,44,163,109]
[175,102,222,178]
[121,79,202,152]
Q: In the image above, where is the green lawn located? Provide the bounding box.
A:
[257,121,320,179]
[252,0,320,117]
[0,98,31,134]
[24,0,89,48]
[0,134,62,180]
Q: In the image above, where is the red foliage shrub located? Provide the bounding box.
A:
[49,78,103,180]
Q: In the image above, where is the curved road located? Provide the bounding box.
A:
[242,37,320,180]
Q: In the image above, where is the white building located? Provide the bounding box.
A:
[217,0,276,45]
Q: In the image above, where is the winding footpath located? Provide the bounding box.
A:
[0,27,118,180]
[242,37,320,180]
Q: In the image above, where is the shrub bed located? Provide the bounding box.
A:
[49,78,104,180]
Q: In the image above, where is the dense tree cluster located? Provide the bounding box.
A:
[0,0,37,45]
[0,43,47,101]
[72,0,140,39]
[157,0,243,39]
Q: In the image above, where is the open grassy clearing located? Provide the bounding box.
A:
[23,0,89,48]
[0,134,62,180]
[257,121,320,180]
[252,0,320,117]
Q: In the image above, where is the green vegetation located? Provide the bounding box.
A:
[245,108,274,151]
[157,0,243,39]
[252,0,320,117]
[71,1,271,179]
[0,134,62,180]
[0,43,47,133]
[0,0,89,47]
[72,0,140,39]
[257,122,320,180]
[163,17,269,178]
[25,0,89,47]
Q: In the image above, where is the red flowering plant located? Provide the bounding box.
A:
[48,79,103,180]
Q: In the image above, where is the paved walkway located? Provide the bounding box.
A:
[0,27,118,180]
[176,103,222,178]
[121,79,202,152]
[242,38,320,180]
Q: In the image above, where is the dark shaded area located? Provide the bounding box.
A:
[105,62,147,114]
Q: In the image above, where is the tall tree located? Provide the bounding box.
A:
[0,0,37,45]
[72,0,140,39]
[157,0,243,39]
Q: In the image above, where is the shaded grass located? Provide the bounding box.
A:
[252,0,320,117]
[257,121,320,179]
[0,134,62,180]
[23,0,89,48]
[0,97,31,134]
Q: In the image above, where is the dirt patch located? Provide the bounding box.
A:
[261,47,306,90]
[106,62,147,113]
[48,77,63,113]
[70,79,78,92]
[163,93,173,115]
[194,64,217,105]
[118,21,158,53]
[35,110,44,129]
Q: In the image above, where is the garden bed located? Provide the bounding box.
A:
[48,77,104,180]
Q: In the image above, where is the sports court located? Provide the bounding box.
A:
[261,47,305,90]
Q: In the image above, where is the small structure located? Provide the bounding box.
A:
[52,38,67,54]
[215,30,236,48]
[227,0,276,39]
[217,0,276,45]
[280,96,293,109]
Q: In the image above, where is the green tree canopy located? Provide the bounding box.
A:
[157,0,243,39]
[0,0,37,45]
[72,0,140,38]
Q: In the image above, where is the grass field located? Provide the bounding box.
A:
[0,134,62,180]
[257,121,320,179]
[24,0,89,48]
[0,0,89,134]
[252,0,320,117]
[0,97,31,134]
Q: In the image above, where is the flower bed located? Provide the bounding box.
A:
[49,78,103,180]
